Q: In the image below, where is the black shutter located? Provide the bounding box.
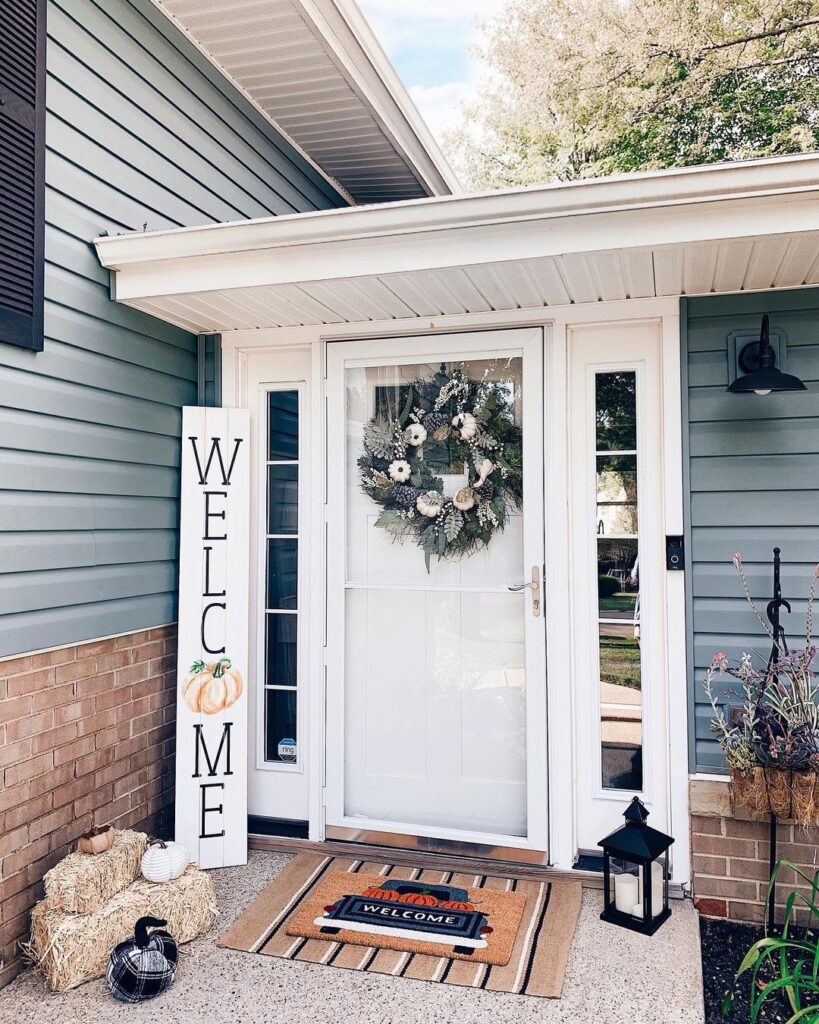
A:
[0,0,45,352]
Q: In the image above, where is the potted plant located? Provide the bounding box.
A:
[703,554,819,826]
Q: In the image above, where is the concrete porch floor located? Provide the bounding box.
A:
[0,850,704,1023]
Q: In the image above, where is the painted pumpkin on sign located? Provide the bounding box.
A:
[182,657,243,714]
[439,900,475,911]
[397,892,438,906]
[361,887,399,900]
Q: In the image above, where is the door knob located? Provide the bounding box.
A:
[508,566,541,616]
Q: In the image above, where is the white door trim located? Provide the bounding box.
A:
[221,295,688,876]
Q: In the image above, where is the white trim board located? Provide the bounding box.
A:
[222,295,689,878]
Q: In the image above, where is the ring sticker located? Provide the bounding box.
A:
[277,738,297,763]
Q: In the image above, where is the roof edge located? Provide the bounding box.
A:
[314,0,460,196]
[95,153,819,268]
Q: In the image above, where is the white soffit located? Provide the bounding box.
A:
[152,0,458,203]
[96,155,819,332]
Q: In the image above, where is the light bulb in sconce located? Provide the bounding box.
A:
[754,388,772,397]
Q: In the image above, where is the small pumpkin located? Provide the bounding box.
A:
[439,899,475,911]
[77,825,115,855]
[397,892,438,906]
[453,487,475,511]
[361,886,399,900]
[140,839,190,883]
[416,490,444,518]
[181,657,243,715]
[452,411,478,440]
[107,916,177,1003]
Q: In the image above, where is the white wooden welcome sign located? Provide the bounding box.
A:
[174,407,249,869]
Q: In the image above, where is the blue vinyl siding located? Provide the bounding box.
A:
[0,0,345,658]
[682,289,819,773]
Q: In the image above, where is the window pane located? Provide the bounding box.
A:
[269,390,299,460]
[596,372,636,451]
[600,623,643,791]
[597,454,637,535]
[265,689,298,763]
[598,539,638,619]
[266,539,298,609]
[265,613,297,687]
[267,465,298,534]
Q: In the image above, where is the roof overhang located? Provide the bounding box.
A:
[95,154,819,333]
[150,0,459,203]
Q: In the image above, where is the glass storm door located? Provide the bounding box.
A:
[324,329,547,852]
[569,321,670,852]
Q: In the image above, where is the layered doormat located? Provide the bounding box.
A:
[218,853,582,998]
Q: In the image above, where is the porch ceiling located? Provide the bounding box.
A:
[95,155,819,334]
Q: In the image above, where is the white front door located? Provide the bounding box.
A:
[325,328,548,853]
[568,320,670,851]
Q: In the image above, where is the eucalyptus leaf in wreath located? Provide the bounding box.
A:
[358,362,523,570]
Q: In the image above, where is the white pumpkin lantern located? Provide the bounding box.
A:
[140,840,190,883]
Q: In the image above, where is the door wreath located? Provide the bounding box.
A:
[357,363,522,570]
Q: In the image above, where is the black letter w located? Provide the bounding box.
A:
[189,436,244,486]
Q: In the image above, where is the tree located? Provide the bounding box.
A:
[449,0,819,189]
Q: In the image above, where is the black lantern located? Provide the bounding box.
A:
[599,797,674,935]
[727,315,807,395]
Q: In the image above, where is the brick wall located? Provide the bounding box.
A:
[0,626,177,978]
[690,780,819,923]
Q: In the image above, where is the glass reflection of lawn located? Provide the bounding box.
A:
[599,591,637,614]
[599,633,641,690]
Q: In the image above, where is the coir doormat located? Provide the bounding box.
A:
[218,853,582,998]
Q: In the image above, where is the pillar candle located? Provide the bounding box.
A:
[613,872,638,913]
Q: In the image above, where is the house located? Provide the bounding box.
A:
[1,0,818,986]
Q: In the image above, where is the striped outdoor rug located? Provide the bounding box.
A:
[218,853,582,999]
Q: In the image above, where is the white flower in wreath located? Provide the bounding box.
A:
[473,458,494,488]
[403,423,427,447]
[388,459,412,483]
[452,411,478,440]
[416,490,445,517]
[453,487,475,511]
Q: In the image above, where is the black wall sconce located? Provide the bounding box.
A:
[727,315,807,395]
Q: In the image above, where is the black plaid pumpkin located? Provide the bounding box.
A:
[106,916,178,1003]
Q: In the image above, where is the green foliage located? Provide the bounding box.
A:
[449,1,819,189]
[731,860,819,1023]
[598,574,621,597]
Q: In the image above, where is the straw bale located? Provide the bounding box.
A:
[44,830,147,914]
[28,866,218,992]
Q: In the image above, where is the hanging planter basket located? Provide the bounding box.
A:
[731,766,819,826]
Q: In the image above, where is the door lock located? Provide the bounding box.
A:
[508,565,541,616]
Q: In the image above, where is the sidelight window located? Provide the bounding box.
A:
[263,389,300,766]
[595,371,643,791]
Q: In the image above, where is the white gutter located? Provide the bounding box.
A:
[95,154,819,300]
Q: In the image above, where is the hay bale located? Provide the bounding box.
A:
[43,830,147,915]
[28,866,218,992]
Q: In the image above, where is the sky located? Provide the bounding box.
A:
[358,0,507,151]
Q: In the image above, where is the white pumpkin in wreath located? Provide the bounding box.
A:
[452,411,478,440]
[141,839,190,883]
[416,490,445,517]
